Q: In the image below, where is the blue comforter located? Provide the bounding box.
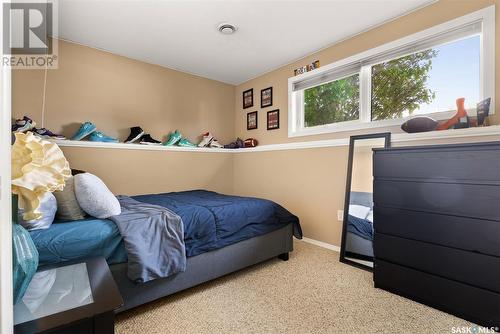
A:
[31,190,301,267]
[347,214,373,241]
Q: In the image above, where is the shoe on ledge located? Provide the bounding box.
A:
[177,138,197,147]
[125,126,145,143]
[89,131,119,143]
[209,139,224,148]
[163,130,182,146]
[140,134,161,145]
[33,128,66,140]
[12,116,36,133]
[71,122,97,141]
[198,132,214,147]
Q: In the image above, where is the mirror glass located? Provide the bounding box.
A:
[340,134,390,270]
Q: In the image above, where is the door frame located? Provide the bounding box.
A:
[0,0,13,330]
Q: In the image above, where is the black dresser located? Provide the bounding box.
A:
[373,141,500,328]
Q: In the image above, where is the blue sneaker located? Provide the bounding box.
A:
[71,122,96,140]
[89,131,118,143]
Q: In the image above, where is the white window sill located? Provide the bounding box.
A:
[288,109,481,138]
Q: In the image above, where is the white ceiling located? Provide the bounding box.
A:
[56,0,436,85]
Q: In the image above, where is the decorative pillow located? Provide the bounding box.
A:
[18,192,57,231]
[53,176,86,221]
[366,210,374,223]
[348,204,370,220]
[74,173,121,219]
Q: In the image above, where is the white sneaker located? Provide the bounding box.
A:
[209,139,224,148]
[198,132,214,147]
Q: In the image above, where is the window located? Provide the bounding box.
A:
[371,36,480,121]
[304,73,359,127]
[288,7,494,137]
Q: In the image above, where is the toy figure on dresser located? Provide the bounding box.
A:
[401,97,491,133]
[476,97,491,126]
[436,97,469,130]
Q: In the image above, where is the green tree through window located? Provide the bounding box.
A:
[372,49,437,121]
[304,74,359,127]
[303,49,437,127]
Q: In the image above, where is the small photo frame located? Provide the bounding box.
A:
[247,111,258,130]
[243,88,253,109]
[261,87,273,108]
[267,109,279,130]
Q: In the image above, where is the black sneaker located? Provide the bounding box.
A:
[33,127,66,139]
[125,126,144,143]
[139,134,161,145]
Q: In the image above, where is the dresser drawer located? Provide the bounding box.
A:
[374,180,500,221]
[374,259,500,328]
[374,233,500,293]
[373,143,500,183]
[374,206,500,257]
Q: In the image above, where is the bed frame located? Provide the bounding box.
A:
[110,224,294,312]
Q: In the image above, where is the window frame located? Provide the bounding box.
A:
[288,6,495,138]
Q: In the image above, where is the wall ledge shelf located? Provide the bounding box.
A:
[51,140,232,153]
[52,125,500,153]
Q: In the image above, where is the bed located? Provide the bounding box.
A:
[30,190,302,312]
[345,191,373,260]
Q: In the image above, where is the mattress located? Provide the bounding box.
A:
[30,218,127,267]
[31,190,300,267]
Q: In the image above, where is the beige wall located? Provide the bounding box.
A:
[233,147,349,245]
[233,0,500,246]
[13,39,235,144]
[12,39,236,196]
[62,147,233,196]
[12,1,500,247]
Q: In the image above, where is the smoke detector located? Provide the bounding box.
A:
[218,23,237,35]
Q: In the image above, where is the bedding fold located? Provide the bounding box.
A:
[110,196,186,283]
[347,214,373,241]
[133,190,302,256]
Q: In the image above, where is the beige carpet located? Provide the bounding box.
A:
[116,241,472,333]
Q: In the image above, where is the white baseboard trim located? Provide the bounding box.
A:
[300,237,341,253]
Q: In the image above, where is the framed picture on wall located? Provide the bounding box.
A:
[243,88,253,109]
[261,87,273,108]
[267,109,279,130]
[247,111,258,130]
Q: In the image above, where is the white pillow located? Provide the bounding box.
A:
[366,210,374,223]
[74,173,121,219]
[19,192,57,230]
[348,204,370,220]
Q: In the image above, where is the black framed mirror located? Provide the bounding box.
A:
[339,132,391,271]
